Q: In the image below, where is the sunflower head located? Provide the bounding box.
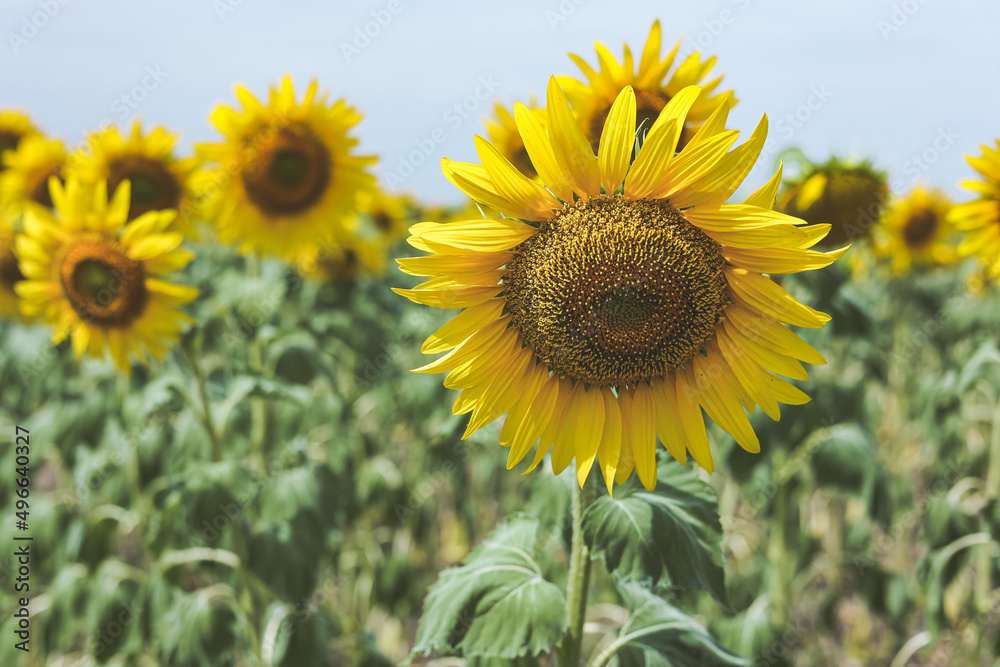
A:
[66,121,202,237]
[0,135,67,214]
[872,186,955,275]
[396,78,844,492]
[195,76,377,259]
[949,139,1000,280]
[358,188,413,242]
[778,157,888,247]
[297,234,386,283]
[557,20,736,153]
[14,177,198,374]
[0,110,39,169]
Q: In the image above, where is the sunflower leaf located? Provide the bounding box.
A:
[412,516,566,659]
[608,580,750,667]
[582,459,728,604]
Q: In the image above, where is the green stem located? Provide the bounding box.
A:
[768,448,788,627]
[976,399,1000,611]
[246,254,269,467]
[560,476,594,666]
[183,346,222,462]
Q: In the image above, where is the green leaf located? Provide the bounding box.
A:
[957,340,1000,393]
[413,517,566,659]
[602,581,750,667]
[925,532,998,636]
[582,459,727,603]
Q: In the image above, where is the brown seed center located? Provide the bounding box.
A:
[901,208,939,248]
[241,124,331,217]
[59,239,149,327]
[107,155,182,220]
[503,196,727,387]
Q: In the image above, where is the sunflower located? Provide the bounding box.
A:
[66,121,202,237]
[14,178,198,374]
[196,76,376,259]
[358,187,412,242]
[484,100,546,180]
[872,186,955,275]
[949,139,1000,279]
[0,110,39,169]
[0,135,66,214]
[558,20,736,153]
[395,79,845,491]
[297,233,386,282]
[778,157,887,247]
[0,212,25,319]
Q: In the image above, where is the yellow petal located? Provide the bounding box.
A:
[474,135,561,220]
[598,86,636,194]
[630,384,658,491]
[546,76,601,197]
[725,267,830,328]
[625,86,702,199]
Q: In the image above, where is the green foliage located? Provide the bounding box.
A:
[582,459,727,604]
[413,517,567,659]
[603,581,749,667]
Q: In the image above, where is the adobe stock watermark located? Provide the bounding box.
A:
[544,0,589,30]
[340,0,409,62]
[213,0,247,21]
[7,0,73,53]
[677,0,755,57]
[761,85,835,159]
[878,0,931,40]
[382,75,502,190]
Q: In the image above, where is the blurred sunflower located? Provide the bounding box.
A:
[949,139,1000,279]
[0,110,39,169]
[0,212,25,319]
[66,121,202,237]
[396,79,845,491]
[14,178,198,374]
[558,20,736,152]
[484,100,545,180]
[873,186,955,275]
[358,188,411,242]
[297,232,385,282]
[0,135,67,214]
[196,76,376,259]
[778,157,887,247]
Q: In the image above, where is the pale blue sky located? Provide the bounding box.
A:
[2,0,997,204]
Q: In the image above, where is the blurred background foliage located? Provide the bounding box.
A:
[2,190,1000,665]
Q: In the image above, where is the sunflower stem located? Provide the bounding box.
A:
[246,254,269,468]
[560,475,594,666]
[182,345,222,462]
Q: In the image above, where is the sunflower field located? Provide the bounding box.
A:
[2,6,999,667]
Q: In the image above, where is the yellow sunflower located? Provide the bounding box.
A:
[484,100,545,180]
[872,186,955,275]
[778,157,887,248]
[0,110,39,169]
[297,233,386,282]
[0,212,25,319]
[949,139,1000,279]
[14,178,198,374]
[196,76,376,259]
[395,79,845,491]
[558,20,736,153]
[0,135,66,214]
[358,187,412,242]
[66,121,202,237]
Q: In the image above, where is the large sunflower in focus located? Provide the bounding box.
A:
[558,20,736,152]
[873,186,955,275]
[196,76,376,259]
[0,110,39,169]
[396,79,845,491]
[66,121,202,237]
[778,157,887,248]
[15,178,198,374]
[949,139,1000,279]
[0,135,66,214]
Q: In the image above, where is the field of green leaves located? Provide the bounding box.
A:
[2,220,999,665]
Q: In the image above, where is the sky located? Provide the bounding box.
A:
[2,0,998,204]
